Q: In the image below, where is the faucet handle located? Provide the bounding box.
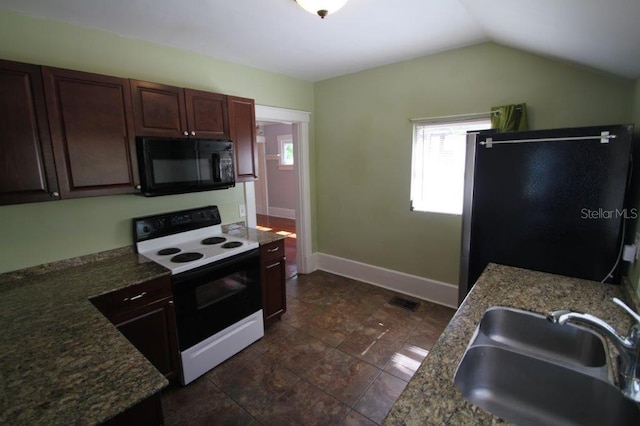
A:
[612,297,640,324]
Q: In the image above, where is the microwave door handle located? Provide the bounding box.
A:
[212,154,221,182]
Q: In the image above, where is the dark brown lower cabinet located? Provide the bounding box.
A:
[90,275,180,381]
[260,240,287,326]
[114,298,179,380]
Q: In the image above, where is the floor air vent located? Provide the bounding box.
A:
[389,296,420,312]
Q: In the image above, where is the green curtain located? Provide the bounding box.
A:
[490,103,529,132]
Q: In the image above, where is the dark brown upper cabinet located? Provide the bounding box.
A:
[42,67,139,198]
[185,89,229,139]
[0,60,59,205]
[227,96,257,182]
[130,80,229,139]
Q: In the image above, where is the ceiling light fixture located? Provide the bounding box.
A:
[295,0,348,19]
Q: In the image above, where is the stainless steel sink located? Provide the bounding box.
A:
[454,345,640,426]
[454,307,640,425]
[477,306,607,367]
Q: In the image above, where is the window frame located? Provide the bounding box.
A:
[277,134,294,170]
[409,116,491,216]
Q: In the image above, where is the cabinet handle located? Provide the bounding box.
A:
[51,192,60,198]
[183,131,189,136]
[266,262,280,269]
[124,291,147,302]
[168,300,173,305]
[191,131,196,136]
[267,247,280,253]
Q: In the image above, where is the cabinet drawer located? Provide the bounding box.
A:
[91,275,171,320]
[260,240,285,263]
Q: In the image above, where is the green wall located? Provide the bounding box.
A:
[0,11,314,273]
[314,42,635,285]
[1,10,637,289]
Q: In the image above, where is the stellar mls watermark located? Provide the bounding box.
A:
[581,208,638,220]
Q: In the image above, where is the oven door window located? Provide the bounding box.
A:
[195,273,248,310]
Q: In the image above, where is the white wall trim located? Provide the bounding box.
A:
[267,207,296,220]
[315,253,458,308]
[243,181,257,228]
[255,105,313,274]
[255,105,311,124]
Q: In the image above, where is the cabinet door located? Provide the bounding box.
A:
[115,299,179,381]
[130,80,187,138]
[263,258,287,324]
[227,96,257,181]
[184,89,229,139]
[0,60,59,205]
[42,67,139,198]
[261,240,287,325]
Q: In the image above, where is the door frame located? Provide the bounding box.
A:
[249,105,313,274]
[254,142,269,215]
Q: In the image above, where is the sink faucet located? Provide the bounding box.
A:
[547,297,640,403]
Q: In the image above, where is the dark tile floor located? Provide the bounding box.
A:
[162,271,455,425]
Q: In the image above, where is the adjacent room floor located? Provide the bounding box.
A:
[162,270,455,425]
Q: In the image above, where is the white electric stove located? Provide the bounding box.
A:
[133,206,263,385]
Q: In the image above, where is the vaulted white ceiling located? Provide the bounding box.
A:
[0,0,638,82]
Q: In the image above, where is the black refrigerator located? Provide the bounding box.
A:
[458,124,633,304]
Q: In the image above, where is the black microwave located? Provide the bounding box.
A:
[136,137,235,196]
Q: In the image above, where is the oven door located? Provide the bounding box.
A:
[171,248,261,351]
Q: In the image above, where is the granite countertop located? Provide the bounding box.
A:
[223,225,288,245]
[0,249,170,425]
[384,263,635,425]
[0,227,283,425]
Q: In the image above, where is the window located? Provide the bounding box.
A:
[410,118,491,215]
[278,134,293,170]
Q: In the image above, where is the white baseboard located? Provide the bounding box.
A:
[314,253,458,309]
[268,207,296,220]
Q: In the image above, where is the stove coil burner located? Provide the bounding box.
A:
[221,241,243,249]
[157,247,181,256]
[171,252,205,263]
[202,237,227,245]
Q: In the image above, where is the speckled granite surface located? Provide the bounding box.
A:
[0,227,282,425]
[384,263,635,425]
[0,251,170,425]
[223,225,288,245]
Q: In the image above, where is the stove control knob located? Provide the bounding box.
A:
[183,131,189,136]
[143,226,150,233]
[51,192,60,198]
[135,184,141,190]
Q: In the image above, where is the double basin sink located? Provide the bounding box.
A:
[454,307,640,425]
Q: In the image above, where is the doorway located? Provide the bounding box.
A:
[255,121,297,278]
[247,105,312,277]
